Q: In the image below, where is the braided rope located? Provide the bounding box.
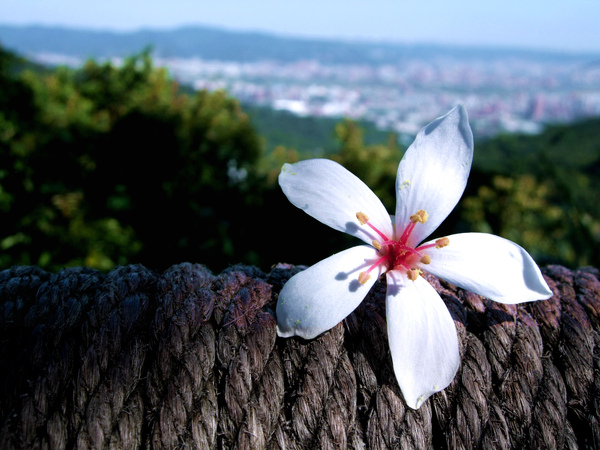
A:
[0,263,599,449]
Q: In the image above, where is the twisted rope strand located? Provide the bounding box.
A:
[0,264,598,449]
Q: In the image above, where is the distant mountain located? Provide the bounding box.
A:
[1,24,597,64]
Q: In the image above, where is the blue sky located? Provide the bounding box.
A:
[1,0,600,53]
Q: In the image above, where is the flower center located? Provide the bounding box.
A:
[356,210,449,284]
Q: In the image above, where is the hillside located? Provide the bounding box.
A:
[244,104,393,155]
[1,24,597,63]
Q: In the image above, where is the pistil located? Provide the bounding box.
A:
[356,209,448,284]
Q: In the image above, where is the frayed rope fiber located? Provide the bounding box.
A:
[0,263,599,449]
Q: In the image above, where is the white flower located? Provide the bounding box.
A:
[276,105,553,409]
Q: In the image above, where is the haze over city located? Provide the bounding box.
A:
[2,0,600,53]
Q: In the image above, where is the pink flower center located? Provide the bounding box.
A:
[356,210,449,284]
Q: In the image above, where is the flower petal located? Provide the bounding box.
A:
[279,158,393,245]
[386,271,460,409]
[395,105,474,246]
[424,233,553,304]
[277,245,384,339]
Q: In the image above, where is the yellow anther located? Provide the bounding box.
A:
[420,254,431,264]
[356,212,369,225]
[372,240,382,250]
[407,268,420,281]
[358,272,370,284]
[410,209,429,224]
[435,237,450,249]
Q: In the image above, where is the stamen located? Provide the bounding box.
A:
[353,209,439,283]
[400,209,429,244]
[357,255,389,284]
[401,245,423,258]
[399,221,416,244]
[356,211,389,241]
[435,237,450,249]
[410,209,429,224]
[407,268,420,281]
[358,272,370,284]
[356,212,369,225]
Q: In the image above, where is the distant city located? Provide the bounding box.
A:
[4,24,600,139]
[35,52,600,138]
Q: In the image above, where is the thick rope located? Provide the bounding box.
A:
[0,263,599,449]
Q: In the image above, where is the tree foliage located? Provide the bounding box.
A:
[461,174,598,266]
[463,121,600,268]
[1,46,599,272]
[0,48,263,270]
[329,119,400,211]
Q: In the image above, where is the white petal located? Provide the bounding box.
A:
[386,271,460,409]
[279,158,393,245]
[277,245,384,339]
[424,233,553,304]
[394,105,473,246]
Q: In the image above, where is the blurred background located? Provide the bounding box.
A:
[1,0,599,272]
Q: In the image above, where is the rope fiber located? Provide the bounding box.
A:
[0,263,599,449]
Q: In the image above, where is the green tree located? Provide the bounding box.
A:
[461,174,599,267]
[0,50,264,271]
[329,119,400,211]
